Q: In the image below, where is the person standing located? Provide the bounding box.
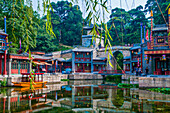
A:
[145,67,148,75]
[139,66,142,76]
[135,67,139,76]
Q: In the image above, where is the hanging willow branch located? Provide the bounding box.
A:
[9,0,125,76]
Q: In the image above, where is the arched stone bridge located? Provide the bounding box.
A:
[97,46,131,70]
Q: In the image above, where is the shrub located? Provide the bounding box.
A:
[61,79,69,81]
[106,75,122,84]
[118,83,139,88]
[0,78,7,87]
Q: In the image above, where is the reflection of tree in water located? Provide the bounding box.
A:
[111,89,124,108]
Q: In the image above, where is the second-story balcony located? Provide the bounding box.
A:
[75,57,91,62]
[132,55,141,61]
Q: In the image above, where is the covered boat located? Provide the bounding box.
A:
[12,73,47,88]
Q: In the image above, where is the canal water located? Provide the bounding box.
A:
[0,80,169,113]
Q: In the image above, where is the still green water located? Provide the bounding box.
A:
[0,80,169,113]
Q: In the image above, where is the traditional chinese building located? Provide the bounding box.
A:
[144,9,170,75]
[0,29,8,75]
[71,25,107,73]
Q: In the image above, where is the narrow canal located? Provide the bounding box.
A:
[0,80,169,113]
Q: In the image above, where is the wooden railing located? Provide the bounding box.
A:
[21,73,44,82]
[75,58,91,62]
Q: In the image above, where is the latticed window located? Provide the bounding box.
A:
[12,62,18,69]
[21,63,28,69]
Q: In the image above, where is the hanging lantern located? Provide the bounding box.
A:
[162,55,166,60]
[97,65,98,67]
[138,58,140,67]
[145,55,148,60]
[132,51,133,54]
[133,63,135,66]
[77,52,79,55]
[87,52,89,55]
[87,63,88,66]
[78,63,79,66]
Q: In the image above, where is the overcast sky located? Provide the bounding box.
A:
[33,0,148,21]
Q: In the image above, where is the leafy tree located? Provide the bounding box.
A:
[31,19,59,53]
[50,1,83,46]
[107,6,147,45]
[0,0,39,53]
[145,0,169,25]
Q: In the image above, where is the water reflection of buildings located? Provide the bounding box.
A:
[0,88,52,113]
[57,85,170,113]
[0,82,67,112]
[0,83,169,112]
[58,85,133,112]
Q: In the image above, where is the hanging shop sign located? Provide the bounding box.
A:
[157,38,164,43]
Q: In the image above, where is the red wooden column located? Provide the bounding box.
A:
[55,61,56,73]
[83,64,85,72]
[4,50,7,75]
[45,65,47,73]
[3,98,6,112]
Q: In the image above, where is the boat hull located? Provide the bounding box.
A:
[12,81,47,88]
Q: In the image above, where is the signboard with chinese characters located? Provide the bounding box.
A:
[157,38,164,43]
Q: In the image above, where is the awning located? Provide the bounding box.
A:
[45,62,52,65]
[33,61,52,65]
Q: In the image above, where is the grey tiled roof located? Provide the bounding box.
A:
[72,48,94,52]
[93,57,107,60]
[0,29,8,36]
[31,54,51,60]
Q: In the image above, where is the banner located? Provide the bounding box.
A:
[146,30,149,41]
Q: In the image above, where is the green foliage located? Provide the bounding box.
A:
[113,52,123,70]
[61,79,69,81]
[31,19,59,52]
[148,88,170,94]
[0,0,39,53]
[106,75,122,84]
[145,0,169,25]
[50,1,83,46]
[107,6,147,45]
[118,83,139,88]
[0,78,7,87]
[0,88,7,95]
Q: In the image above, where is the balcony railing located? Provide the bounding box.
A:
[132,56,141,61]
[75,58,91,62]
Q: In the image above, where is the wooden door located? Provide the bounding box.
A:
[155,59,161,75]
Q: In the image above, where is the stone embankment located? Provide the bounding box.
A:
[139,77,170,88]
[68,73,103,80]
[122,74,170,88]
